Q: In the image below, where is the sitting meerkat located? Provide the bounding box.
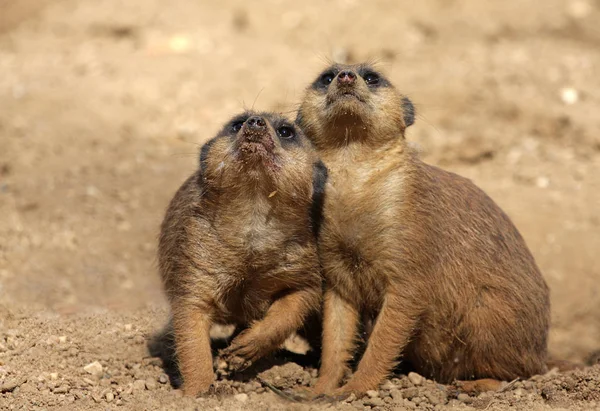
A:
[296,63,550,395]
[158,111,327,396]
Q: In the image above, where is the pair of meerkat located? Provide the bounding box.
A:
[158,63,550,397]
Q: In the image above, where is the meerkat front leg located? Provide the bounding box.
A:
[172,301,214,396]
[338,290,419,394]
[222,287,320,368]
[313,288,360,394]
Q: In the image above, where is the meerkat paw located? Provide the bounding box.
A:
[221,353,251,371]
[220,331,264,371]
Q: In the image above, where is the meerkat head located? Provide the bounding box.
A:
[296,63,415,150]
[199,111,325,200]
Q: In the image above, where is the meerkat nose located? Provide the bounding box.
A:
[246,116,267,130]
[337,70,356,85]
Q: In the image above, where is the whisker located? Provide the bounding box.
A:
[252,88,265,111]
[170,152,200,158]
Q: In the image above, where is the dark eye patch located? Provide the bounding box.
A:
[277,126,295,139]
[223,114,249,135]
[311,68,340,91]
[357,66,390,88]
[319,72,335,86]
[273,120,301,147]
[363,71,380,86]
[231,121,244,133]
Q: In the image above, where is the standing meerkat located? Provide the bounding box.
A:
[158,111,327,396]
[296,63,550,395]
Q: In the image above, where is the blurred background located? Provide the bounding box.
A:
[0,0,599,367]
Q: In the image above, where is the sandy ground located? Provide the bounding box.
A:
[1,0,599,409]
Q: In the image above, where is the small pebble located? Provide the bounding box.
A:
[49,373,59,380]
[106,392,115,402]
[234,393,248,403]
[403,387,419,399]
[425,391,442,405]
[408,372,424,386]
[124,324,133,331]
[83,361,103,377]
[133,379,147,391]
[46,336,60,345]
[58,336,67,343]
[457,393,471,402]
[344,393,356,403]
[364,397,385,407]
[158,374,169,384]
[53,385,69,394]
[366,390,379,398]
[536,176,550,188]
[404,398,417,409]
[243,382,260,393]
[390,389,404,403]
[0,377,27,393]
[381,380,396,391]
[560,87,579,105]
[145,378,157,390]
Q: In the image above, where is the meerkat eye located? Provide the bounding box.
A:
[319,72,335,86]
[231,121,244,133]
[363,72,380,86]
[277,126,295,139]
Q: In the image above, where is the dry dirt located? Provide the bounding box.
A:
[1,0,600,410]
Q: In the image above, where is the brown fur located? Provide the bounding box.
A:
[296,63,550,395]
[158,112,324,396]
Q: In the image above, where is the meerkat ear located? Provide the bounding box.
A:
[199,137,217,178]
[402,97,415,128]
[310,160,328,237]
[295,110,304,127]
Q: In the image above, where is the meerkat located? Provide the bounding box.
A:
[158,111,327,396]
[296,63,550,395]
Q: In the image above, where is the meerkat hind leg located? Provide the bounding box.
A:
[173,303,214,396]
[313,289,360,395]
[338,293,418,394]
